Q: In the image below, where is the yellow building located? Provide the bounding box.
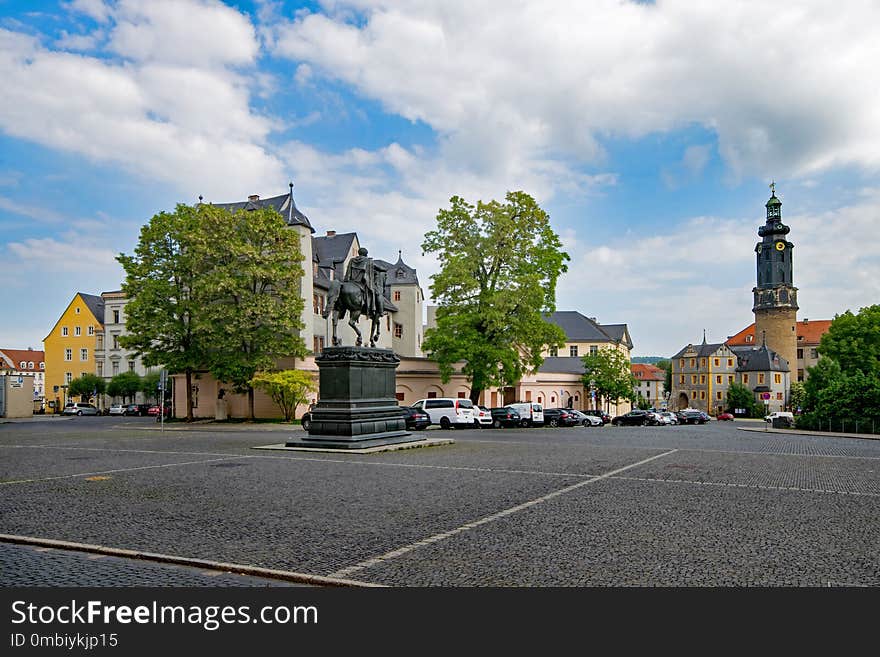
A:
[43,293,104,412]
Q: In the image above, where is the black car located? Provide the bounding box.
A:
[123,403,151,416]
[489,406,521,428]
[611,409,651,426]
[582,409,612,424]
[542,408,580,428]
[402,406,430,430]
[677,410,709,425]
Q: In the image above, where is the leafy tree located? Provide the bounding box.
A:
[635,394,651,410]
[726,382,760,417]
[818,305,880,377]
[250,370,317,422]
[107,371,142,403]
[117,204,207,421]
[803,357,843,410]
[789,381,806,411]
[195,205,308,420]
[655,358,673,395]
[422,192,570,403]
[68,373,105,402]
[141,372,161,403]
[581,347,637,411]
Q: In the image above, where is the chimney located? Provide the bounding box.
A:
[803,318,809,324]
[326,230,336,237]
[248,194,260,202]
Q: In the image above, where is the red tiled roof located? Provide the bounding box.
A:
[725,320,832,347]
[631,363,665,380]
[0,349,45,372]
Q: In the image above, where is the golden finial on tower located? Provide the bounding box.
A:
[769,180,776,195]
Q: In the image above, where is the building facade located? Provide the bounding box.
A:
[726,318,830,383]
[631,363,665,408]
[0,348,45,407]
[95,290,156,406]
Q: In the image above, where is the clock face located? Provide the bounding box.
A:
[756,244,762,253]
[775,223,784,230]
[775,241,785,251]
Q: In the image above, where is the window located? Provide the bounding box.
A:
[80,348,88,361]
[426,391,437,399]
[457,392,466,399]
[40,363,45,370]
[716,391,723,400]
[700,375,706,384]
[700,358,706,367]
[743,374,749,384]
[395,392,405,401]
[113,310,120,324]
[727,359,733,367]
[797,348,803,359]
[96,361,103,377]
[798,369,804,382]
[590,346,598,356]
[679,359,684,369]
[728,375,733,384]
[128,361,136,372]
[549,347,558,357]
[714,359,720,367]
[777,392,783,400]
[312,336,325,353]
[65,349,72,361]
[570,346,578,357]
[19,361,26,368]
[691,375,697,384]
[88,325,95,336]
[691,391,697,399]
[394,323,403,339]
[62,326,68,336]
[774,373,781,384]
[75,326,81,336]
[700,391,706,400]
[716,375,722,384]
[112,335,119,349]
[313,294,320,314]
[690,358,695,367]
[758,373,765,384]
[393,290,401,302]
[679,375,685,384]
[112,361,119,376]
[65,372,72,384]
[746,335,753,343]
[810,348,818,359]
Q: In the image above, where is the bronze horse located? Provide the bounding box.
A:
[322,270,385,347]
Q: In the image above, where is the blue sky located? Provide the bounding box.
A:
[1,0,878,356]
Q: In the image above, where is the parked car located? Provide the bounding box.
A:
[108,403,125,416]
[659,411,679,425]
[147,404,172,418]
[473,405,493,428]
[542,408,580,427]
[507,402,544,427]
[402,406,431,431]
[716,412,735,421]
[62,402,99,416]
[300,410,312,431]
[764,411,794,423]
[489,406,521,428]
[582,409,612,424]
[611,409,650,426]
[568,409,603,427]
[648,411,673,426]
[677,410,709,425]
[411,398,475,429]
[122,403,150,416]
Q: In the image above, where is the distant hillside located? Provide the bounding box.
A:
[631,356,667,364]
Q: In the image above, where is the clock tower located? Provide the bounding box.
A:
[752,183,797,375]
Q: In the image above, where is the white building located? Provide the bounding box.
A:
[0,348,45,406]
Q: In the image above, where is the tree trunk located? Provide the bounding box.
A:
[248,386,255,420]
[469,388,482,405]
[185,369,193,422]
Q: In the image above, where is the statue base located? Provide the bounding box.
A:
[286,346,420,450]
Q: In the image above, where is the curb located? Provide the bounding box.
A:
[738,426,880,441]
[0,533,384,588]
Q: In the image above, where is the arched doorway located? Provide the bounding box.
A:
[678,393,689,410]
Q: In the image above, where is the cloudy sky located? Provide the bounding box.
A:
[1,0,878,357]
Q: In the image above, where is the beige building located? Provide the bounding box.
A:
[0,348,45,407]
[0,373,35,418]
[726,318,830,383]
[631,363,665,408]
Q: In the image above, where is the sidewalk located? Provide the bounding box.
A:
[139,420,305,432]
[0,415,73,424]
[738,425,879,441]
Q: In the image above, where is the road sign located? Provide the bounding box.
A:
[761,392,771,400]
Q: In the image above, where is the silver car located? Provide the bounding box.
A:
[62,402,99,416]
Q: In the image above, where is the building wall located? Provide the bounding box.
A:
[390,284,424,357]
[43,294,101,412]
[755,306,797,381]
[671,345,740,414]
[96,293,156,407]
[1,374,35,418]
[0,350,45,402]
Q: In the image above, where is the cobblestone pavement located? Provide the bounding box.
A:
[1,417,878,586]
[0,543,301,586]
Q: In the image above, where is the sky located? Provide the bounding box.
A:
[1,0,878,357]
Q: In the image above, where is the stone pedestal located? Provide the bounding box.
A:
[215,399,228,421]
[286,346,418,450]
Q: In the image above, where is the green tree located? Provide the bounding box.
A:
[789,381,806,411]
[141,371,161,403]
[68,373,105,402]
[250,370,317,422]
[117,204,207,421]
[803,357,843,410]
[725,382,760,417]
[818,305,880,377]
[581,347,637,411]
[422,192,570,403]
[196,205,308,420]
[655,358,673,395]
[635,394,651,410]
[107,371,142,403]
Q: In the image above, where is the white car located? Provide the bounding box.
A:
[659,411,679,425]
[507,402,544,427]
[411,398,475,429]
[108,403,125,416]
[568,410,602,427]
[474,405,493,427]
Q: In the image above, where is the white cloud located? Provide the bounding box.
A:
[63,0,112,24]
[55,29,104,51]
[271,1,880,179]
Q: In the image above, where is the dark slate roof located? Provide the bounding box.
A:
[79,293,105,324]
[671,342,726,359]
[312,232,357,270]
[599,323,633,349]
[211,190,314,233]
[537,357,586,375]
[735,344,790,373]
[375,253,420,287]
[544,311,626,345]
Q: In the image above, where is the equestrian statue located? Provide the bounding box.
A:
[322,247,388,348]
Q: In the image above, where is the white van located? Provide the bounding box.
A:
[411,398,475,429]
[765,411,794,423]
[507,402,544,428]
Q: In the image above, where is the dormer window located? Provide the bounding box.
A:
[396,269,405,279]
[27,361,33,369]
[745,335,753,343]
[20,361,26,368]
